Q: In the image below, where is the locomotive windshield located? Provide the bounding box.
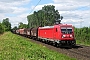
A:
[61,27,72,34]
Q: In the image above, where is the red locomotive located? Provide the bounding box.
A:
[38,24,76,46]
[14,24,76,47]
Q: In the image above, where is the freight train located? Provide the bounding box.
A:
[12,24,76,47]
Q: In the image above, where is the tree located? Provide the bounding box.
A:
[2,18,11,31]
[27,5,62,28]
[12,26,18,30]
[18,22,28,29]
[74,27,90,45]
[42,5,60,25]
[0,23,4,34]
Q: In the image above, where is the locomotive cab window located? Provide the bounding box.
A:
[67,29,72,34]
[61,29,66,34]
[61,27,72,34]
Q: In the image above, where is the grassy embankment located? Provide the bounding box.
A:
[0,32,76,60]
[76,40,90,46]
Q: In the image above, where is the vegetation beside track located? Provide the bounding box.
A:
[74,27,90,46]
[0,32,76,60]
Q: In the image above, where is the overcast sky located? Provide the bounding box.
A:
[0,0,90,28]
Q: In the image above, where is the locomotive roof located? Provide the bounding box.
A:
[39,26,54,29]
[39,24,73,29]
[58,24,73,27]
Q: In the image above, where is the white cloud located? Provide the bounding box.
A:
[0,0,90,28]
[53,0,90,4]
[12,7,29,14]
[59,10,90,27]
[0,0,30,3]
[0,0,24,2]
[34,5,43,11]
[0,0,30,14]
[0,14,6,22]
[9,13,28,28]
[0,0,31,28]
[33,0,90,27]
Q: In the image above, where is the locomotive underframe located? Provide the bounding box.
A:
[38,37,76,47]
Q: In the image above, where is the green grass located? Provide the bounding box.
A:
[0,32,76,60]
[76,40,90,46]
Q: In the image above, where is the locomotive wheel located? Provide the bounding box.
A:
[71,43,76,47]
[71,41,76,47]
[53,42,55,46]
[45,40,48,44]
[55,43,60,48]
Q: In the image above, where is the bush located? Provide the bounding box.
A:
[74,27,90,45]
[0,23,4,34]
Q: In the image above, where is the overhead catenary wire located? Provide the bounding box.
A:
[13,0,41,28]
[29,0,41,14]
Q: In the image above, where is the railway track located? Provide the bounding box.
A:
[66,45,90,60]
[70,46,90,57]
[29,39,90,60]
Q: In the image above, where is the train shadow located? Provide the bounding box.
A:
[60,46,75,49]
[59,45,83,49]
[72,45,83,49]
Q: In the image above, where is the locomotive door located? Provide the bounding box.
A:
[53,28,58,40]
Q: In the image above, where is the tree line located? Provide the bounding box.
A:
[74,27,90,45]
[27,5,63,28]
[0,18,11,34]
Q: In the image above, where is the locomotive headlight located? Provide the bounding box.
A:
[63,35,66,37]
[62,35,66,38]
[70,35,73,38]
[62,36,64,38]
